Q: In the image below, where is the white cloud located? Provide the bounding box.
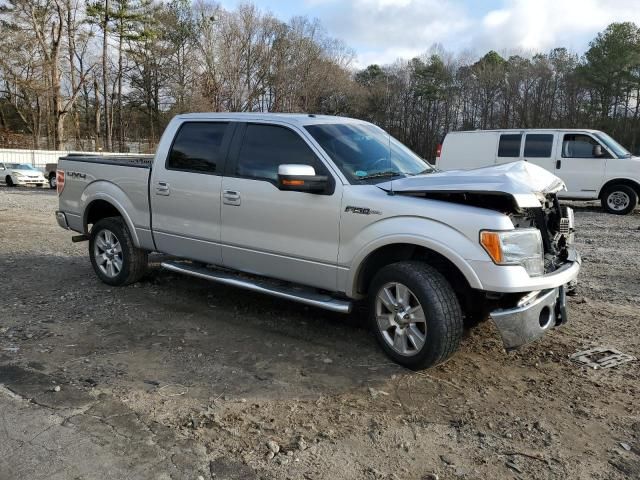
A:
[483,9,511,29]
[318,0,472,66]
[311,0,640,67]
[476,0,640,54]
[355,47,426,69]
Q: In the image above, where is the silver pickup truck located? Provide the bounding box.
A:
[56,113,580,369]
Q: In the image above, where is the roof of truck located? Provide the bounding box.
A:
[174,112,365,126]
[448,128,602,134]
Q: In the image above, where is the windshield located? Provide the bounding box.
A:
[304,123,432,183]
[594,132,632,158]
[5,163,37,170]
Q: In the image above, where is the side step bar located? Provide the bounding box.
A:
[161,261,352,314]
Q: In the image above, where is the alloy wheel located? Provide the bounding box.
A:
[93,229,123,278]
[375,282,427,356]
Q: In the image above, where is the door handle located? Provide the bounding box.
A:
[223,189,241,206]
[156,181,170,196]
[556,160,562,169]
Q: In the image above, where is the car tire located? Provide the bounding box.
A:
[6,176,16,187]
[49,173,56,189]
[601,184,638,215]
[89,217,148,286]
[368,261,463,370]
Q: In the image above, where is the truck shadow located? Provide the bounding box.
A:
[0,253,406,403]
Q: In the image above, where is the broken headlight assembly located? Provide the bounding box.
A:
[480,228,544,277]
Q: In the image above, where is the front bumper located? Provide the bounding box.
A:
[469,247,581,293]
[490,286,567,350]
[14,177,46,185]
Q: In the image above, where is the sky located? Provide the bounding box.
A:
[217,0,640,67]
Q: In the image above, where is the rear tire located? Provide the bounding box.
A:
[89,217,148,286]
[601,184,638,215]
[368,261,463,370]
[49,173,56,189]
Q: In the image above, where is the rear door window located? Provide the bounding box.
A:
[498,134,522,157]
[167,122,229,173]
[236,124,319,182]
[524,134,554,157]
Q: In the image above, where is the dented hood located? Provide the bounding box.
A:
[377,161,565,208]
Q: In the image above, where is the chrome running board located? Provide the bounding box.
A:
[161,261,352,314]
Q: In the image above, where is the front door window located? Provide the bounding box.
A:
[562,134,609,159]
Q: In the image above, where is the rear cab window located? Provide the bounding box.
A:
[167,122,230,173]
[498,134,522,157]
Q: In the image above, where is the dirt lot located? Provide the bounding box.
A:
[0,186,639,480]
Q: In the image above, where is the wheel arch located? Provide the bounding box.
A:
[349,240,483,315]
[83,196,141,247]
[598,178,640,198]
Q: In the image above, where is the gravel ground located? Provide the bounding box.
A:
[0,185,639,480]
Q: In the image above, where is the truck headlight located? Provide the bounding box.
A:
[480,229,544,277]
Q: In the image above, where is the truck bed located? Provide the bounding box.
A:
[57,154,156,250]
[59,154,154,168]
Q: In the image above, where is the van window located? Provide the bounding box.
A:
[524,134,554,157]
[237,124,319,181]
[562,134,607,158]
[594,132,631,158]
[498,134,522,157]
[167,122,228,173]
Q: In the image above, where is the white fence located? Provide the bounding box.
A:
[0,148,140,170]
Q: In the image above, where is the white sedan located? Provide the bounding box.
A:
[0,163,47,187]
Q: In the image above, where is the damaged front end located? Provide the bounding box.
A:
[377,161,577,275]
[377,161,580,350]
[491,286,567,350]
[509,193,576,274]
[489,193,578,349]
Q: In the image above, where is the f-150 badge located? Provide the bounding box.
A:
[345,206,382,215]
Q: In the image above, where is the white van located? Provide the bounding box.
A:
[436,129,640,214]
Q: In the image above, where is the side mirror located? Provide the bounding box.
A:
[277,164,328,193]
[593,145,604,157]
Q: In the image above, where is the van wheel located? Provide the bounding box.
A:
[49,173,57,189]
[89,217,148,286]
[601,185,638,215]
[368,261,463,370]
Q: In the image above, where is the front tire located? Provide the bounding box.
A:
[368,261,463,370]
[49,173,56,189]
[6,176,16,187]
[89,217,148,286]
[601,184,638,215]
